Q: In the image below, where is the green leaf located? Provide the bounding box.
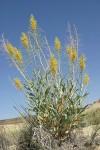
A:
[45,87,51,97]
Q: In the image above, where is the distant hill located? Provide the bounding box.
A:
[86,99,100,113]
[0,117,23,125]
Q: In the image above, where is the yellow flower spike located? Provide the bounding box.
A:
[55,37,61,51]
[6,42,23,64]
[15,50,23,64]
[50,53,57,76]
[14,78,22,90]
[66,46,72,59]
[80,54,86,70]
[84,74,89,85]
[71,49,77,62]
[6,42,15,55]
[66,47,77,62]
[30,15,37,31]
[20,33,28,47]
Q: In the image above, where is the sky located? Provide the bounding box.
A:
[0,0,100,119]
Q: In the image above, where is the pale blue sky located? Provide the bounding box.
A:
[0,0,100,119]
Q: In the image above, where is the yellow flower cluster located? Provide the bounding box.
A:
[84,74,89,85]
[15,50,23,64]
[66,47,77,62]
[14,78,22,90]
[66,46,72,58]
[20,33,28,47]
[30,15,37,31]
[80,55,86,70]
[50,53,57,76]
[6,42,15,55]
[55,37,61,51]
[71,49,77,62]
[6,42,22,64]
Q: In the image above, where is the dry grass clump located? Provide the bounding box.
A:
[16,123,46,150]
[0,126,10,150]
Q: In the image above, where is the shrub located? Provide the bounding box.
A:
[2,15,89,142]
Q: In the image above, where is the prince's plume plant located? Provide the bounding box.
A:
[2,15,89,141]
